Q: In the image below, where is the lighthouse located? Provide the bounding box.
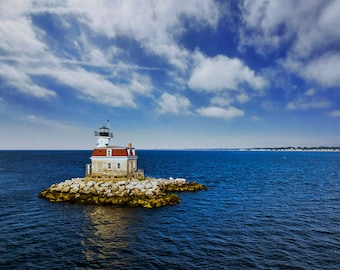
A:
[86,122,144,180]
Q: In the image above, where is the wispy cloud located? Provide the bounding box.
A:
[0,63,56,98]
[197,106,244,120]
[286,88,331,110]
[52,0,221,72]
[287,98,330,111]
[26,114,69,129]
[157,92,192,115]
[287,99,330,110]
[239,0,340,88]
[0,0,221,109]
[329,110,340,117]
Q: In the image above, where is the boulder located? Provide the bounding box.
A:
[87,181,94,187]
[61,186,70,193]
[101,181,111,187]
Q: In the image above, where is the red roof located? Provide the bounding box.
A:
[91,147,135,157]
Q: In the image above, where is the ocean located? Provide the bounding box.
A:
[0,150,339,269]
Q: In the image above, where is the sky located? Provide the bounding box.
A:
[0,0,339,150]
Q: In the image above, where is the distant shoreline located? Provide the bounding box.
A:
[238,147,340,152]
[140,147,340,152]
[0,147,339,152]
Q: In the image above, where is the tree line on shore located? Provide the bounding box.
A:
[246,146,340,151]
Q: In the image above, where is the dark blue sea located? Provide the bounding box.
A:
[0,150,339,269]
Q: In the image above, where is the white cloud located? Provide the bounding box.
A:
[240,0,340,87]
[304,88,316,96]
[41,0,220,72]
[292,0,340,58]
[87,48,108,66]
[302,53,340,87]
[236,92,250,103]
[251,115,261,121]
[210,91,250,107]
[0,97,4,111]
[26,114,69,129]
[0,54,153,106]
[0,1,46,57]
[240,0,339,57]
[0,1,60,99]
[0,0,222,109]
[287,98,330,110]
[0,63,56,98]
[239,0,294,53]
[128,73,153,96]
[157,92,191,114]
[37,66,147,107]
[283,52,340,87]
[0,0,155,107]
[188,53,267,92]
[210,94,232,106]
[197,106,244,120]
[329,110,340,117]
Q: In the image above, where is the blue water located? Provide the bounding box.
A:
[0,150,339,269]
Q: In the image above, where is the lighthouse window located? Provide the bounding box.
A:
[108,163,111,169]
[107,149,112,156]
[117,163,121,169]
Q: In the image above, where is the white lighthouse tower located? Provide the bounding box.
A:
[86,121,144,180]
[95,122,113,147]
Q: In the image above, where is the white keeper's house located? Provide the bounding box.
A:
[86,122,144,179]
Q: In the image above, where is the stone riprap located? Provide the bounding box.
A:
[38,177,207,208]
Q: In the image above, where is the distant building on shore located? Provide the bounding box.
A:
[86,122,144,179]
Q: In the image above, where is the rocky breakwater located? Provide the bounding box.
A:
[38,177,207,208]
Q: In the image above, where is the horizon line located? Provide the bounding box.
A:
[1,146,339,151]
